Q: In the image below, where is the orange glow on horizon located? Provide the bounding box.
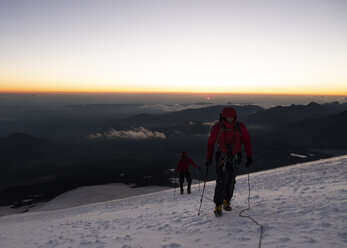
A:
[1,88,347,97]
[1,79,347,96]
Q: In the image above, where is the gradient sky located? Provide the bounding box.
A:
[0,0,346,94]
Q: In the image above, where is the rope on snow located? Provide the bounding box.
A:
[239,172,264,248]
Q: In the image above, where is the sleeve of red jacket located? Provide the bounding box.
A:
[207,124,220,160]
[240,122,253,157]
[189,158,198,168]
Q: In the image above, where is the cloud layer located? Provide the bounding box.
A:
[88,127,166,140]
[140,103,215,112]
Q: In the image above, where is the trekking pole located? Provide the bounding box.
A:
[198,167,209,216]
[173,173,177,197]
[199,168,202,191]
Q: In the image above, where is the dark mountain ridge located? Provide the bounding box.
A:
[0,133,63,163]
[108,104,264,128]
[1,101,346,210]
[244,101,347,128]
[274,110,347,149]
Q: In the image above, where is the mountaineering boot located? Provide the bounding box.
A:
[180,188,184,194]
[214,205,223,217]
[223,200,232,211]
[187,188,191,194]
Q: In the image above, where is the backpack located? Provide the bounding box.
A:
[209,119,241,138]
[209,119,242,152]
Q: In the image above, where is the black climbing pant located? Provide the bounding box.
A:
[213,152,239,206]
[179,171,192,190]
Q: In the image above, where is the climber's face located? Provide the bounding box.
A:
[225,117,235,123]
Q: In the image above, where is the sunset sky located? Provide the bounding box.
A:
[0,0,346,95]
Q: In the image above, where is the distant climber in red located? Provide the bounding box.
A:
[176,152,201,194]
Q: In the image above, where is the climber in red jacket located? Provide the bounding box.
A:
[176,152,201,194]
[205,107,253,216]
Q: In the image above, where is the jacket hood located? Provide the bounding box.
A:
[221,107,237,118]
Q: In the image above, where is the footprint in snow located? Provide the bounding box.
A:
[279,237,291,242]
[115,235,132,241]
[320,222,332,228]
[337,232,347,243]
[308,238,317,243]
[161,242,181,248]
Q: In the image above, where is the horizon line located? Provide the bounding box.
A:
[1,90,347,97]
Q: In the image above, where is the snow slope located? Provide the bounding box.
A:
[32,184,170,212]
[0,184,170,217]
[0,156,346,248]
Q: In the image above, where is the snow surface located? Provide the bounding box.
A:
[32,184,169,212]
[0,184,169,217]
[1,156,347,248]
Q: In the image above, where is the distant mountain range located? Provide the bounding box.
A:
[274,110,347,149]
[244,101,347,128]
[0,101,347,209]
[108,104,264,128]
[0,133,62,163]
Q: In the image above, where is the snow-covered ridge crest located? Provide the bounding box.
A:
[1,155,346,248]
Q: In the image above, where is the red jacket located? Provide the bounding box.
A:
[177,157,198,173]
[207,120,252,160]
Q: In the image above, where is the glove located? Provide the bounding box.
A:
[246,156,253,168]
[205,159,212,167]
